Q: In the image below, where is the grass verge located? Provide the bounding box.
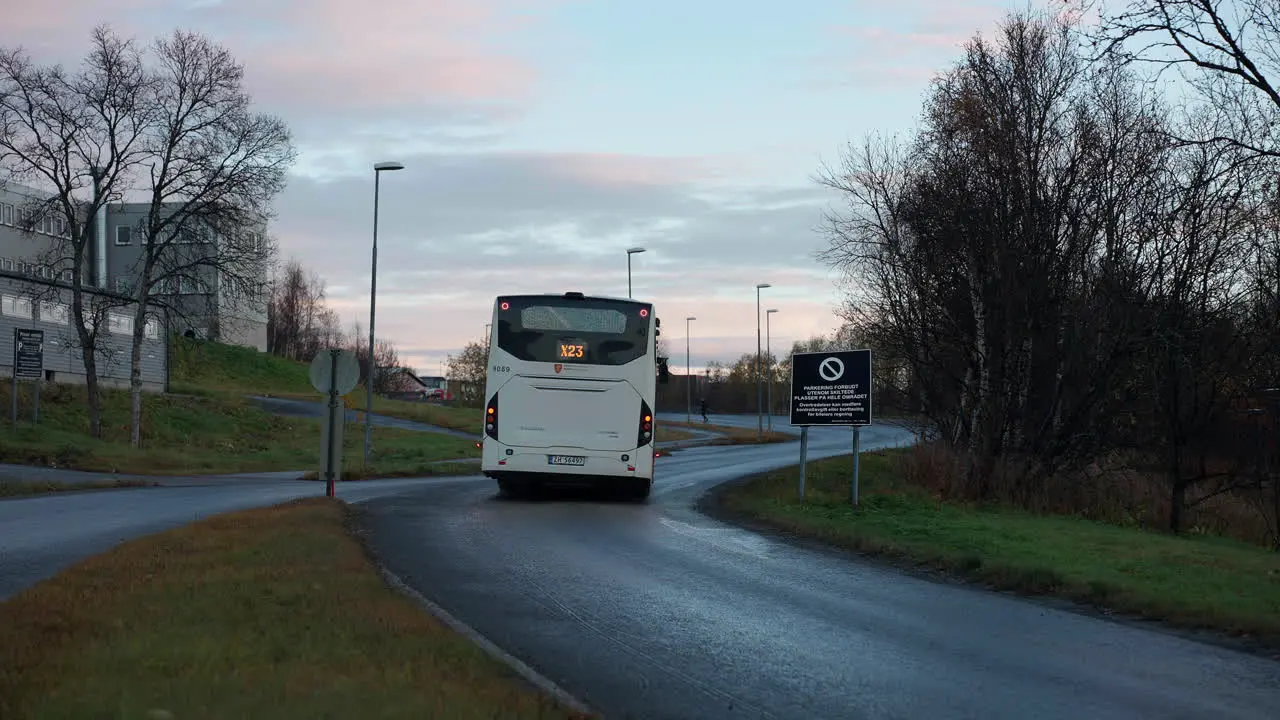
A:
[0,498,591,719]
[170,335,484,433]
[707,450,1280,647]
[0,479,159,498]
[300,460,482,482]
[656,426,696,443]
[1,384,478,475]
[666,421,795,446]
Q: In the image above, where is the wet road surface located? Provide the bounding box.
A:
[0,475,479,600]
[357,422,1280,720]
[3,418,1277,718]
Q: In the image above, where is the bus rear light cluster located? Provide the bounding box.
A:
[637,399,654,448]
[485,396,499,440]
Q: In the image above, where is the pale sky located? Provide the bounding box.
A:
[0,0,1057,375]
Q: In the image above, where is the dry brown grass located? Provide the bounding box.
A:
[899,441,1279,548]
[0,498,594,720]
[665,421,794,445]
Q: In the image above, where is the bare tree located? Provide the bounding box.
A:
[1091,0,1280,159]
[445,340,488,405]
[818,8,1175,494]
[115,29,294,447]
[344,320,402,395]
[0,27,152,437]
[267,257,334,361]
[1138,134,1262,530]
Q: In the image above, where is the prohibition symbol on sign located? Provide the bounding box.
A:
[818,356,845,381]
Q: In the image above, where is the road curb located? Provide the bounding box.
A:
[375,565,597,717]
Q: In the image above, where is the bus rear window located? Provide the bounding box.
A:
[520,305,628,334]
[497,296,650,366]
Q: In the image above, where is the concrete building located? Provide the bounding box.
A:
[0,271,168,390]
[0,181,269,352]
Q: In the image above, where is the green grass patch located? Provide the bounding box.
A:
[170,335,485,433]
[170,335,316,397]
[0,479,160,498]
[716,450,1280,643]
[0,498,593,719]
[345,397,483,435]
[0,383,478,476]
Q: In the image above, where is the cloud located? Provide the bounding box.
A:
[207,0,546,113]
[818,0,1018,89]
[0,0,555,142]
[268,149,848,372]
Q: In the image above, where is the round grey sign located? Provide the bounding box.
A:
[818,356,845,382]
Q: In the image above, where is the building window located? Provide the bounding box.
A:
[39,301,69,325]
[0,258,13,272]
[60,269,74,282]
[179,276,204,294]
[0,203,12,225]
[55,217,68,237]
[115,226,131,245]
[144,317,161,339]
[115,277,132,294]
[108,312,133,335]
[1,293,33,319]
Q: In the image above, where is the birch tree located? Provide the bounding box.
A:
[123,29,295,447]
[0,27,152,437]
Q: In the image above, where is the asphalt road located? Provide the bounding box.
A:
[357,421,1280,720]
[3,416,1277,719]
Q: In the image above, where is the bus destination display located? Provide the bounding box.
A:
[557,341,586,360]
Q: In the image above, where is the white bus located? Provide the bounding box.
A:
[480,291,670,499]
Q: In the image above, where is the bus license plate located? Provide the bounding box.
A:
[547,454,587,466]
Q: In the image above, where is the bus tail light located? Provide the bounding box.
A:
[637,400,654,447]
[485,396,499,440]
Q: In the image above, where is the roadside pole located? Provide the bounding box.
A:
[798,426,809,499]
[310,347,361,498]
[325,348,340,497]
[851,426,861,507]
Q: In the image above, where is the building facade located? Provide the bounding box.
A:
[0,271,168,390]
[0,181,269,352]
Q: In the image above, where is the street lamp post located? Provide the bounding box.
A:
[766,308,778,432]
[364,160,405,467]
[626,247,646,298]
[685,316,696,424]
[755,283,771,439]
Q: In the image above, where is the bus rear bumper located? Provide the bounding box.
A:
[481,444,653,483]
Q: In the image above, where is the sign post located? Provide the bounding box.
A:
[11,328,44,428]
[788,349,873,505]
[309,348,361,497]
